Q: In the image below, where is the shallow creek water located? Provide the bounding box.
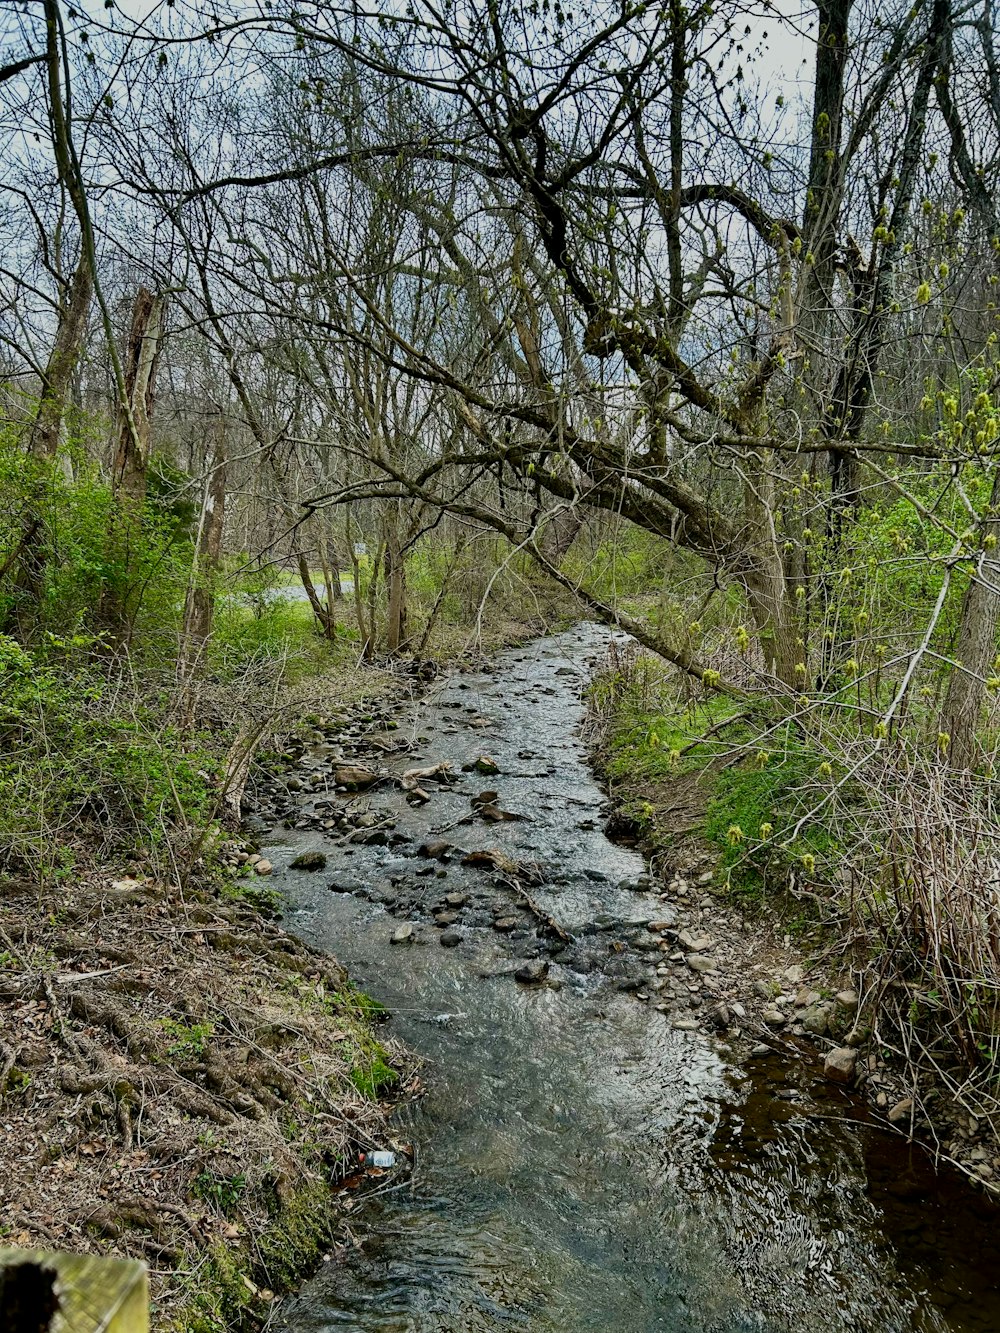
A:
[261,624,1000,1333]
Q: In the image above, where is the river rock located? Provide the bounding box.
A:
[290,851,327,871]
[800,1004,831,1036]
[824,1047,857,1083]
[444,893,468,907]
[434,911,460,927]
[440,929,462,948]
[492,916,519,932]
[678,929,713,952]
[472,755,500,775]
[418,840,452,860]
[391,924,415,945]
[888,1097,914,1125]
[254,859,273,876]
[672,1018,699,1031]
[515,959,549,984]
[762,1007,786,1027]
[836,989,859,1012]
[686,954,716,974]
[334,764,379,789]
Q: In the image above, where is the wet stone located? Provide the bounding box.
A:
[515,959,549,984]
[439,929,463,948]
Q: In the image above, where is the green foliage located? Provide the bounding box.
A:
[345,1033,398,1100]
[157,1017,214,1060]
[0,632,216,875]
[191,1169,247,1216]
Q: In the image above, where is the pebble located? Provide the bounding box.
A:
[888,1097,914,1125]
[672,1018,700,1031]
[254,859,273,876]
[836,989,859,1012]
[762,1007,786,1027]
[391,925,415,945]
[439,930,462,948]
[686,955,716,974]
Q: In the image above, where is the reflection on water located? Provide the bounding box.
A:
[265,626,1000,1333]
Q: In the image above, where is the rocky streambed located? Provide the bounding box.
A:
[240,623,1000,1332]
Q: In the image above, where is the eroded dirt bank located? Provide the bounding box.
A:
[0,867,413,1330]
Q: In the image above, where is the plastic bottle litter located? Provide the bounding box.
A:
[362,1150,397,1169]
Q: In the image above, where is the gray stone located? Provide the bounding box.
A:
[672,1018,700,1031]
[824,1047,857,1083]
[439,929,463,948]
[887,1097,914,1125]
[835,989,859,1012]
[762,1007,786,1027]
[686,954,717,974]
[799,1004,831,1036]
[391,924,415,945]
[254,859,273,876]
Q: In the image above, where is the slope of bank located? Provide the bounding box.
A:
[587,656,1000,1196]
[0,863,415,1331]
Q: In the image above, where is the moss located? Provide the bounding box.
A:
[167,1182,345,1332]
[346,1033,399,1100]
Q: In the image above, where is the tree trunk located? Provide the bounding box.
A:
[296,547,337,639]
[31,256,93,462]
[111,285,166,504]
[384,521,408,655]
[179,425,227,703]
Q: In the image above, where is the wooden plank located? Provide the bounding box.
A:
[0,1247,148,1332]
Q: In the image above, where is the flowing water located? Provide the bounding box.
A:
[257,624,1000,1333]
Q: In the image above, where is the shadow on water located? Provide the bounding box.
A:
[260,625,1000,1333]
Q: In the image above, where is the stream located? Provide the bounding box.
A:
[251,624,1000,1333]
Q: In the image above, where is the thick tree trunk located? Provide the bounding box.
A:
[111,286,166,504]
[31,256,93,461]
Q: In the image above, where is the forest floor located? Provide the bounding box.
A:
[0,863,419,1331]
[591,742,1000,1197]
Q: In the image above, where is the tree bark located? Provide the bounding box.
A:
[296,547,337,639]
[111,286,166,504]
[179,425,227,700]
[30,255,94,460]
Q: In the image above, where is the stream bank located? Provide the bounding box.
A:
[248,623,1000,1333]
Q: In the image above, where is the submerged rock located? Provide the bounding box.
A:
[515,959,549,984]
[290,851,327,871]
